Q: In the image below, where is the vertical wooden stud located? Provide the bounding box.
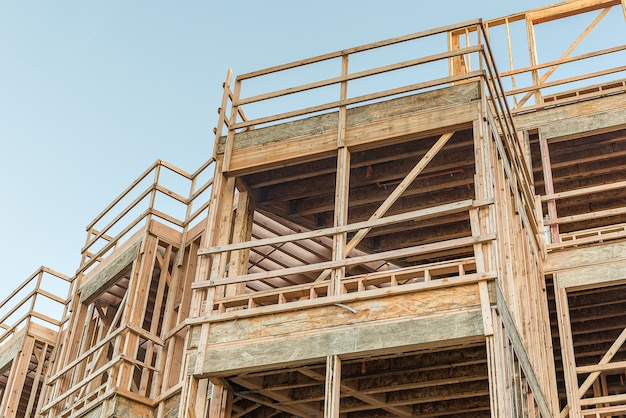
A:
[324,355,342,418]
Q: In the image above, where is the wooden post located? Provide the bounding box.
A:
[209,380,233,418]
[324,355,342,418]
[332,147,350,295]
[539,133,559,244]
[1,335,35,418]
[525,18,542,108]
[331,55,350,296]
[186,157,237,417]
[225,190,255,297]
[554,282,582,418]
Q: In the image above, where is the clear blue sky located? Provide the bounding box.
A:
[0,0,603,301]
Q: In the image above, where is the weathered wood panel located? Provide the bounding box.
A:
[0,332,24,374]
[200,310,484,376]
[222,83,480,174]
[539,107,626,141]
[514,93,626,132]
[556,259,626,290]
[207,284,482,344]
[79,241,140,304]
[219,82,480,153]
[544,240,626,273]
[197,284,485,376]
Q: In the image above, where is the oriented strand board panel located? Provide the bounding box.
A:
[221,82,480,174]
[199,284,485,375]
[0,332,25,374]
[556,259,626,290]
[544,240,626,273]
[539,108,626,141]
[79,241,140,304]
[201,310,484,376]
[513,93,626,132]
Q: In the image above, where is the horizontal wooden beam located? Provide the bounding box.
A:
[527,0,621,24]
[79,241,140,304]
[555,259,626,290]
[194,233,495,287]
[199,199,490,256]
[196,310,485,377]
[544,240,626,273]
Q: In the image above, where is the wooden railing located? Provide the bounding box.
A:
[41,323,164,417]
[213,18,540,273]
[79,158,215,275]
[194,199,495,315]
[541,180,626,250]
[218,19,522,168]
[211,257,479,314]
[0,267,71,346]
[457,0,626,113]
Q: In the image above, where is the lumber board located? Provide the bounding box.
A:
[198,310,484,376]
[0,331,24,374]
[206,284,482,344]
[27,322,58,346]
[555,259,626,290]
[79,240,140,304]
[544,240,626,272]
[539,107,626,141]
[218,83,480,174]
[513,91,626,132]
[527,0,621,24]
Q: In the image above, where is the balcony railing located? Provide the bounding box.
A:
[0,266,71,346]
[79,158,215,276]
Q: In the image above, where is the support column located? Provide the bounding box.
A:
[185,156,237,417]
[554,282,581,418]
[324,355,342,418]
[331,146,350,296]
[225,190,255,297]
[331,54,350,296]
[209,380,233,418]
[1,335,35,418]
[539,133,559,243]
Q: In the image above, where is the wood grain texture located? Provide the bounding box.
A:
[79,241,140,304]
[200,310,484,376]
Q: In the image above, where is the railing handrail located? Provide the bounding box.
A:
[199,199,488,256]
[237,45,484,107]
[236,19,483,81]
[542,179,626,202]
[79,159,215,273]
[195,233,496,289]
[0,267,71,345]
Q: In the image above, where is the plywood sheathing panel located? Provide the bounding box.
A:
[539,108,626,142]
[557,259,626,289]
[544,240,626,273]
[79,241,141,304]
[201,311,484,376]
[0,331,25,374]
[219,82,480,174]
[513,92,626,133]
[198,283,486,376]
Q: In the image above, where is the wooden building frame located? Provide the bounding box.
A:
[0,0,624,416]
[0,267,72,418]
